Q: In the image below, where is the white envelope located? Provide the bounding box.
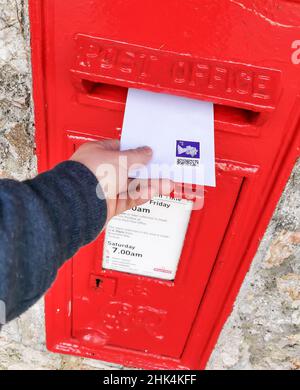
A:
[121,88,216,187]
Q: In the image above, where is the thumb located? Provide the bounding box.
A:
[120,146,153,170]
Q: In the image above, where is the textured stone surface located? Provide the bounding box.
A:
[0,0,299,370]
[0,0,35,181]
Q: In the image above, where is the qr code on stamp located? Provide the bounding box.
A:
[176,158,200,167]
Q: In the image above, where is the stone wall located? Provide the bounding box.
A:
[0,0,299,370]
[208,161,300,370]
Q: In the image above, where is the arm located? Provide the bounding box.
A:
[0,161,107,322]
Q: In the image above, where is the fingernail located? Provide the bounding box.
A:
[138,146,153,155]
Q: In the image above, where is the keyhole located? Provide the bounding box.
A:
[95,278,102,288]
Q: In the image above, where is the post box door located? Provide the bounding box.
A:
[71,171,243,358]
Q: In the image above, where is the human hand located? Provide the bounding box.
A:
[71,139,174,223]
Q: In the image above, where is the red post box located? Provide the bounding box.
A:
[29,0,300,369]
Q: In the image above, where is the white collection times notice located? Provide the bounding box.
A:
[103,196,193,280]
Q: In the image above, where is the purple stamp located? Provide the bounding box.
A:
[176,140,200,159]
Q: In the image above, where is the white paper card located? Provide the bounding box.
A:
[121,88,215,187]
[103,196,193,280]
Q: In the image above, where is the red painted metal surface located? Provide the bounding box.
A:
[29,0,300,369]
